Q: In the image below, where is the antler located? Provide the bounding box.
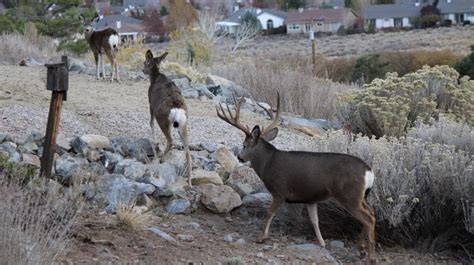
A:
[216,95,251,136]
[260,92,281,136]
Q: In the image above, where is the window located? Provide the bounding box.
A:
[267,19,274,29]
[394,18,403,27]
[316,22,323,26]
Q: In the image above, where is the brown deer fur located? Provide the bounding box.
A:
[143,50,192,186]
[217,94,376,264]
[80,14,120,82]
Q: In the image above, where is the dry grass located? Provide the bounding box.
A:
[211,57,356,120]
[115,201,149,230]
[0,23,57,64]
[0,176,81,264]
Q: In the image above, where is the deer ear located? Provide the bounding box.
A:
[262,127,278,142]
[145,50,154,61]
[92,13,100,23]
[251,125,261,141]
[79,14,85,24]
[155,52,168,64]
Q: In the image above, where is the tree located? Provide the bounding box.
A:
[351,54,389,83]
[232,13,261,53]
[166,0,197,31]
[159,6,169,16]
[419,0,440,28]
[143,8,167,35]
[455,45,474,79]
[195,11,226,45]
[277,0,306,10]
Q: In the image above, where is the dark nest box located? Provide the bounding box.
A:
[45,56,69,100]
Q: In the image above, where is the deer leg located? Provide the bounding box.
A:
[100,53,106,80]
[257,198,283,243]
[149,113,158,158]
[159,122,173,159]
[94,53,100,80]
[347,204,376,265]
[105,51,115,82]
[114,57,120,82]
[178,124,192,186]
[306,203,326,247]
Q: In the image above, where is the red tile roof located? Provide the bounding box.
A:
[286,8,350,24]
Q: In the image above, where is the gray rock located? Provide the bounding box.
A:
[21,153,41,168]
[329,240,344,249]
[206,74,249,98]
[89,162,107,176]
[68,58,87,72]
[145,162,183,197]
[113,159,146,179]
[224,233,239,242]
[0,141,20,162]
[228,182,254,197]
[184,222,201,230]
[287,243,321,251]
[191,169,223,186]
[0,133,14,143]
[200,142,218,153]
[72,134,111,155]
[281,116,341,137]
[95,174,155,213]
[194,84,214,99]
[100,151,124,171]
[200,184,242,213]
[86,149,101,162]
[110,136,134,156]
[56,134,72,151]
[177,234,194,242]
[129,138,155,163]
[25,130,43,143]
[55,155,88,183]
[147,227,177,243]
[227,165,266,193]
[19,142,38,154]
[166,199,191,214]
[163,150,188,175]
[242,193,272,208]
[212,95,226,105]
[236,238,246,245]
[172,78,199,99]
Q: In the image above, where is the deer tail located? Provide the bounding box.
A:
[169,108,187,129]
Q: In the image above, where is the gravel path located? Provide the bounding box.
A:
[0,65,314,150]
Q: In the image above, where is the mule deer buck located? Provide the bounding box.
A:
[80,14,120,82]
[142,50,192,186]
[217,94,376,264]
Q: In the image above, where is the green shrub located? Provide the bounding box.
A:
[351,54,389,83]
[336,25,347,36]
[338,65,474,138]
[455,45,474,79]
[58,38,89,55]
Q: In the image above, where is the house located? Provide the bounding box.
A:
[364,0,474,30]
[217,7,288,34]
[286,8,356,34]
[123,0,160,8]
[437,0,474,24]
[95,15,146,40]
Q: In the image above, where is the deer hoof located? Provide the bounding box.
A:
[256,236,267,244]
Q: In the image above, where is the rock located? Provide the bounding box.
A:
[72,134,111,155]
[172,78,199,99]
[281,116,341,137]
[166,199,191,214]
[329,240,344,249]
[212,95,226,105]
[242,193,272,208]
[206,74,249,99]
[200,142,218,153]
[145,161,182,197]
[56,134,72,151]
[191,169,223,186]
[0,142,21,163]
[163,150,189,175]
[24,130,43,143]
[68,58,87,72]
[21,153,41,168]
[236,238,246,245]
[110,136,134,156]
[200,184,242,213]
[194,84,214,99]
[86,149,101,162]
[19,142,38,154]
[287,243,321,251]
[54,155,88,183]
[184,222,201,230]
[89,162,107,176]
[113,159,146,180]
[215,146,238,177]
[129,138,155,163]
[228,182,254,197]
[177,234,194,242]
[147,227,177,243]
[100,151,124,171]
[227,165,266,193]
[224,233,239,242]
[95,174,155,213]
[0,133,14,143]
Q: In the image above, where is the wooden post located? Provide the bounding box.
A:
[309,30,316,76]
[40,56,68,178]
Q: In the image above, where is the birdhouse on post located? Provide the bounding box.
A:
[40,56,69,178]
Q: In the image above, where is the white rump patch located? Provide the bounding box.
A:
[169,108,187,128]
[364,170,375,190]
[108,34,119,48]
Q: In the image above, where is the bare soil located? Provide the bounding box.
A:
[0,65,460,264]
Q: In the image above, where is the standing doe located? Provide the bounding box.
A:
[217,94,376,264]
[142,50,192,186]
[80,14,120,82]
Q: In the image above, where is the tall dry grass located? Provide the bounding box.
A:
[211,58,356,120]
[0,23,57,64]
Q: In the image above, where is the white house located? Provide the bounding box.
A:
[217,7,288,34]
[286,8,356,34]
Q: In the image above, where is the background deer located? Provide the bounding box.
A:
[143,50,192,186]
[80,14,120,82]
[217,94,376,264]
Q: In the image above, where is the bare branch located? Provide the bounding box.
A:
[232,21,259,53]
